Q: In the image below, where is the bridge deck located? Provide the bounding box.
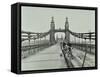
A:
[22,44,67,71]
[21,43,95,71]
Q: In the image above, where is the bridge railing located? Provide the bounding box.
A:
[71,43,95,54]
[21,42,52,59]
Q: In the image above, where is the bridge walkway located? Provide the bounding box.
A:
[22,43,95,71]
[22,43,67,71]
[70,47,95,67]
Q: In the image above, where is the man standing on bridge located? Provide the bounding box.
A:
[60,41,73,59]
[67,43,74,59]
[60,41,68,56]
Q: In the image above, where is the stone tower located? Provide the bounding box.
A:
[65,17,70,43]
[50,17,55,45]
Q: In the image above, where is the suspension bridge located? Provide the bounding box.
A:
[21,17,95,70]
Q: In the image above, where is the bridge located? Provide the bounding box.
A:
[21,17,95,70]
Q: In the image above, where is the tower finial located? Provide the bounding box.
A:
[65,17,69,30]
[51,16,54,22]
[66,17,68,22]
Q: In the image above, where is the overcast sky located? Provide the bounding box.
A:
[21,6,95,34]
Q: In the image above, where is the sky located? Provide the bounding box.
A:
[21,6,95,38]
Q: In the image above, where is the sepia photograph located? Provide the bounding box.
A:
[21,5,96,71]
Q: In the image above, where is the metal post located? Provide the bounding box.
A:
[79,37,80,49]
[33,37,35,54]
[45,36,46,40]
[44,35,47,45]
[79,33,82,49]
[89,33,91,53]
[82,38,87,67]
[74,36,76,48]
[28,33,31,55]
[81,38,83,50]
[40,34,41,50]
[38,34,40,51]
[82,38,84,50]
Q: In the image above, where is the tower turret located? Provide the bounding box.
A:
[65,17,69,30]
[65,17,70,43]
[50,16,55,30]
[50,16,55,45]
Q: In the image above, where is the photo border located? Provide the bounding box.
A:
[15,2,98,74]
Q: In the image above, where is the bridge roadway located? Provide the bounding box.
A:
[21,43,95,71]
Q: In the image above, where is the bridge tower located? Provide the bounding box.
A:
[65,17,70,43]
[50,17,55,45]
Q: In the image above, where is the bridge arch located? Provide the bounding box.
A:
[49,17,70,44]
[55,32,65,42]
